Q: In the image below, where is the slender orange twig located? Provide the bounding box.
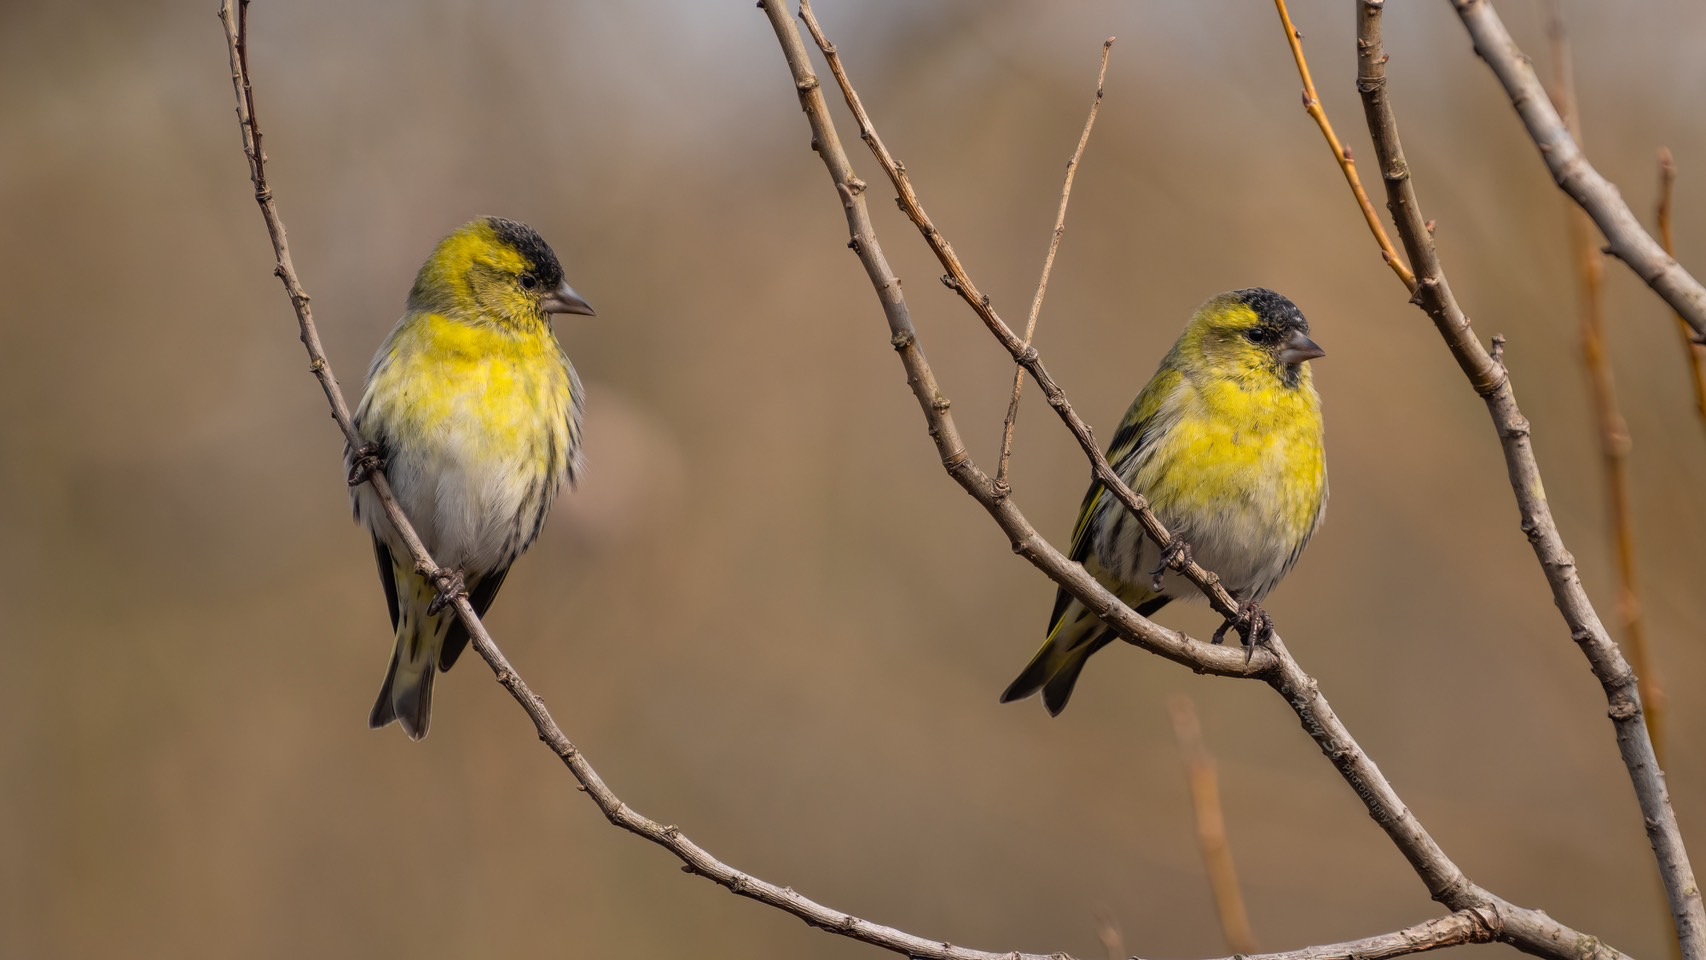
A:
[1545,0,1664,766]
[1168,696,1257,954]
[1658,149,1706,434]
[1272,0,1414,290]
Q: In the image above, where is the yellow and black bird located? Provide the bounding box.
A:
[348,217,596,740]
[1002,288,1327,715]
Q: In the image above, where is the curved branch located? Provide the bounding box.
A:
[769,4,1634,960]
[221,3,1650,960]
[216,6,1248,960]
[1451,0,1706,339]
[1353,4,1703,957]
[1543,0,1664,770]
[795,1,1262,634]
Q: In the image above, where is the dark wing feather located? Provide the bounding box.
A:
[1044,366,1182,635]
[437,565,511,672]
[371,537,401,632]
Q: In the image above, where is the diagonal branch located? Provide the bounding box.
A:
[223,2,1655,959]
[219,8,1250,960]
[1272,0,1414,288]
[1543,0,1664,769]
[768,4,1636,960]
[1351,4,1703,956]
[795,0,1249,634]
[995,37,1114,492]
[1450,0,1706,340]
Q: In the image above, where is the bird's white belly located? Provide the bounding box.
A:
[358,419,543,574]
[1095,441,1310,603]
[1162,499,1296,601]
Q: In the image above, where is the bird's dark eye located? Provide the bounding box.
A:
[1245,326,1275,345]
[520,274,539,291]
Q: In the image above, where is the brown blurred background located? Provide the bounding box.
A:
[3,1,1703,958]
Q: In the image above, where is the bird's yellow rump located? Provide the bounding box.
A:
[1002,288,1327,715]
[348,217,597,740]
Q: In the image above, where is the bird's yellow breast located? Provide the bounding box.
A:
[372,311,572,458]
[1137,373,1325,546]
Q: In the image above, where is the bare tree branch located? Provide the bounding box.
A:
[1543,0,1664,770]
[218,7,1254,960]
[767,4,1638,960]
[1271,0,1414,288]
[793,2,1266,641]
[1657,149,1706,432]
[1229,909,1501,960]
[995,38,1114,493]
[221,2,1668,959]
[1351,4,1703,956]
[1168,696,1257,954]
[1451,0,1706,339]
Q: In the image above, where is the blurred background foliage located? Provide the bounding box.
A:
[2,1,1703,958]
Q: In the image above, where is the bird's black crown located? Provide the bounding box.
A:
[487,217,565,289]
[1234,287,1309,338]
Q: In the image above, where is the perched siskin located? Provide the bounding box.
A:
[1001,288,1327,715]
[348,217,595,740]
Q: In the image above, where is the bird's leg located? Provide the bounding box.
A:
[1150,538,1193,593]
[347,442,386,486]
[427,569,467,617]
[1212,598,1273,647]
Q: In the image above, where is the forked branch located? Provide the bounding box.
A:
[1350,2,1701,954]
[1272,0,1414,288]
[223,1,1663,958]
[1542,0,1663,768]
[218,6,1246,960]
[768,3,1636,959]
[1452,0,1706,339]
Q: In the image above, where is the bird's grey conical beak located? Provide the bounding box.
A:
[1278,329,1325,364]
[541,281,596,316]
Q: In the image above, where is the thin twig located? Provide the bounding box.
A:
[795,1,1250,635]
[1544,0,1663,769]
[1168,696,1257,954]
[770,4,1635,960]
[994,37,1113,493]
[1352,4,1703,957]
[1452,0,1706,339]
[1658,149,1706,432]
[1271,0,1414,288]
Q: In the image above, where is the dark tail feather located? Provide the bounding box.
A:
[1000,644,1060,704]
[368,641,436,741]
[1003,595,1174,715]
[1041,635,1112,716]
[369,649,401,729]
